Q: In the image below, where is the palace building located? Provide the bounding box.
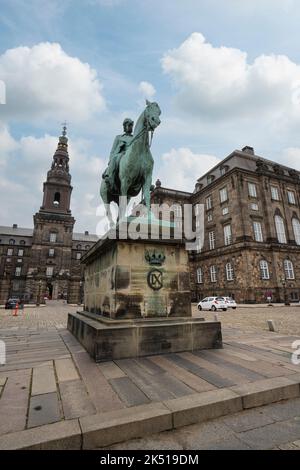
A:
[0,127,98,305]
[151,146,300,304]
[1,137,300,305]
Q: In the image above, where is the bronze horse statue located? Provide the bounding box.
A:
[100,100,161,227]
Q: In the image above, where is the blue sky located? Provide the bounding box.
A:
[1,0,300,232]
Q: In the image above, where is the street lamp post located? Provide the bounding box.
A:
[36,279,42,306]
[281,277,290,306]
[78,280,83,305]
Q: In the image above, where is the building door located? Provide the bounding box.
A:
[47,283,53,299]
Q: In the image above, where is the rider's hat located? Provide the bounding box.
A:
[123,118,134,126]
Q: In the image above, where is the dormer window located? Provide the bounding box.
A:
[207,175,215,184]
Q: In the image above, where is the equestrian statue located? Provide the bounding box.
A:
[100,100,161,227]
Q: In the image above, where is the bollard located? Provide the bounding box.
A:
[214,313,219,322]
[267,319,275,332]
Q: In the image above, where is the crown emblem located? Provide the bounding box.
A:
[145,249,165,266]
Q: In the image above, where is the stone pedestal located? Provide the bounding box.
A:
[68,311,222,362]
[68,221,223,361]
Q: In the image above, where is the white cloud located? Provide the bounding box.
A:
[155,147,220,192]
[138,81,156,100]
[162,32,300,122]
[0,42,105,124]
[280,147,300,170]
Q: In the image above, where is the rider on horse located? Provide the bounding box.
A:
[102,118,134,194]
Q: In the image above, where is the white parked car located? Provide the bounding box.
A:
[223,296,237,309]
[197,297,227,311]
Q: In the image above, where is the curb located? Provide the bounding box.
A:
[0,375,299,450]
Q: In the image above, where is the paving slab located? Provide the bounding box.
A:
[55,358,79,382]
[109,376,151,407]
[72,351,124,413]
[0,369,31,436]
[231,376,300,409]
[222,408,275,432]
[98,361,126,380]
[59,379,96,419]
[27,392,61,428]
[80,402,172,449]
[0,419,81,450]
[164,388,243,428]
[31,363,57,396]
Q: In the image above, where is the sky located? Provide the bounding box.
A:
[1,0,300,233]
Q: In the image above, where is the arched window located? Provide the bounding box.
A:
[85,245,90,250]
[196,267,203,284]
[292,218,300,245]
[9,239,15,245]
[275,215,287,244]
[19,240,26,245]
[76,244,82,250]
[284,259,295,280]
[53,192,61,206]
[260,260,270,280]
[226,262,234,281]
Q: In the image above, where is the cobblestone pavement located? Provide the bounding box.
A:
[0,300,81,330]
[192,304,300,336]
[1,301,300,336]
[105,397,300,450]
[1,301,300,449]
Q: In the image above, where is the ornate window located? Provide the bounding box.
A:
[248,182,257,198]
[224,224,232,245]
[19,240,26,245]
[76,244,82,250]
[15,267,21,277]
[287,190,296,205]
[250,203,259,211]
[206,196,212,210]
[225,262,234,281]
[196,267,203,284]
[219,187,228,203]
[260,260,270,280]
[292,218,300,245]
[46,267,54,277]
[275,215,287,243]
[9,239,15,245]
[210,265,217,282]
[271,186,280,201]
[284,259,295,280]
[253,221,263,242]
[222,207,229,216]
[209,231,215,250]
[49,232,57,243]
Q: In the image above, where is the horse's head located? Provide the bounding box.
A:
[144,100,161,131]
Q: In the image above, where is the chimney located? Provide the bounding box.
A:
[242,146,254,155]
[84,230,89,236]
[12,224,18,229]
